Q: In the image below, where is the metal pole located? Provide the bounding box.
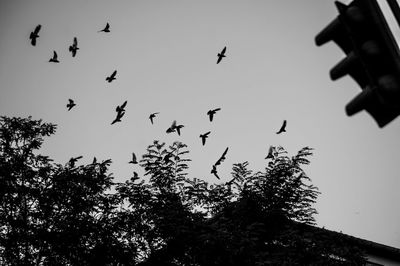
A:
[387,0,400,29]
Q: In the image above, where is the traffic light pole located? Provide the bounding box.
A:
[386,0,400,29]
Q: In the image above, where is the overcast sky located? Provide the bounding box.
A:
[1,0,400,249]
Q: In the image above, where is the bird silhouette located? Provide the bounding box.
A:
[66,99,76,111]
[111,110,125,125]
[163,150,174,163]
[175,124,184,136]
[106,70,117,82]
[276,120,287,134]
[215,147,228,166]
[217,46,226,64]
[211,165,220,180]
[99,22,110,33]
[29,24,41,46]
[149,112,159,124]
[92,157,97,164]
[207,108,221,122]
[265,146,275,159]
[129,152,138,164]
[69,155,83,167]
[69,37,79,57]
[199,131,211,146]
[116,101,127,113]
[49,51,59,63]
[132,171,139,180]
[166,120,177,133]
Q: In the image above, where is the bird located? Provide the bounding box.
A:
[207,108,221,122]
[129,153,138,164]
[116,101,127,113]
[69,37,79,57]
[69,156,83,167]
[276,120,287,134]
[111,110,125,125]
[29,24,41,46]
[211,165,220,180]
[149,112,159,124]
[265,146,274,159]
[66,99,76,111]
[163,150,174,163]
[166,120,177,133]
[132,171,139,180]
[49,51,59,63]
[175,124,184,136]
[215,147,228,166]
[199,131,211,146]
[106,70,117,82]
[99,22,110,33]
[217,46,226,64]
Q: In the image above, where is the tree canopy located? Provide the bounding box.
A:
[0,116,366,265]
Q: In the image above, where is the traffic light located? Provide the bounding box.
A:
[315,0,400,127]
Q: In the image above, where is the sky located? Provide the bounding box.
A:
[1,0,400,249]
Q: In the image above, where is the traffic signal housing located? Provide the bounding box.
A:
[316,0,400,127]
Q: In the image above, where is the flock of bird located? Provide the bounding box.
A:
[29,22,288,180]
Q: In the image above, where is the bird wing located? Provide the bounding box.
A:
[215,147,228,165]
[283,120,287,128]
[111,70,117,78]
[53,51,58,59]
[120,100,127,109]
[132,152,137,162]
[68,99,74,104]
[214,108,221,112]
[217,56,222,64]
[73,37,77,46]
[105,23,110,30]
[205,131,211,136]
[34,24,41,34]
[111,117,119,124]
[221,46,226,54]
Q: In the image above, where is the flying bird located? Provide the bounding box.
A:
[66,99,76,111]
[215,147,228,166]
[166,120,177,133]
[175,124,184,136]
[116,100,127,113]
[49,51,59,63]
[207,108,221,122]
[129,153,138,164]
[211,165,220,180]
[265,146,274,159]
[111,110,125,125]
[69,37,79,57]
[276,120,287,134]
[29,24,41,46]
[69,155,83,167]
[132,171,139,180]
[199,131,211,146]
[217,46,226,64]
[149,112,159,124]
[106,70,117,82]
[99,22,110,33]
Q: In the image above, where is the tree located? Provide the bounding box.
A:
[0,116,135,265]
[0,116,367,265]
